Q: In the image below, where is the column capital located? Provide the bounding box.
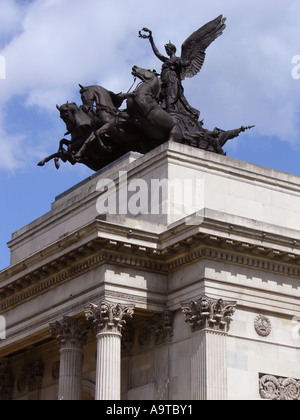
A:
[85,300,135,335]
[50,316,92,349]
[181,294,237,333]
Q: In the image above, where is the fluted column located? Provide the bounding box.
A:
[85,300,135,400]
[181,295,237,400]
[50,316,92,400]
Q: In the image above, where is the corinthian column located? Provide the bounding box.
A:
[181,295,237,400]
[85,300,135,400]
[50,316,92,400]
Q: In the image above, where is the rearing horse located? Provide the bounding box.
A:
[75,85,131,157]
[38,102,94,169]
[128,66,183,143]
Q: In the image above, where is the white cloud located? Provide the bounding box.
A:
[0,0,25,41]
[1,0,300,170]
[0,128,25,171]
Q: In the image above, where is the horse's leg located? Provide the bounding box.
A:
[74,132,96,159]
[94,125,112,153]
[37,153,60,167]
[54,157,60,169]
[59,138,71,151]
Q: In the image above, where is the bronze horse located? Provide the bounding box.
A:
[37,102,113,171]
[75,66,187,159]
[128,66,184,143]
[75,85,144,159]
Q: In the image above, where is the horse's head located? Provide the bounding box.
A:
[57,102,78,124]
[57,102,91,132]
[131,66,161,100]
[79,84,96,109]
[132,66,159,82]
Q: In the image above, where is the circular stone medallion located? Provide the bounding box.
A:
[254,315,272,337]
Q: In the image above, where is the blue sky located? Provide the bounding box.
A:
[1,0,300,270]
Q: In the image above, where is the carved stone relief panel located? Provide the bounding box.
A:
[17,360,44,393]
[259,373,300,400]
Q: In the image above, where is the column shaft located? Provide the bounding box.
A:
[191,330,227,400]
[58,347,83,401]
[50,316,92,401]
[182,294,237,401]
[96,332,121,400]
[85,300,135,401]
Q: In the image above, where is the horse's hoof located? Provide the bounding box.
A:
[37,161,45,166]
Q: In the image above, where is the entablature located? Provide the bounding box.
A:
[1,209,300,314]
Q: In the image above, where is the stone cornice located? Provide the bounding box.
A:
[1,212,300,313]
[164,142,300,195]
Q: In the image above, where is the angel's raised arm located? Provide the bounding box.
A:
[139,28,168,62]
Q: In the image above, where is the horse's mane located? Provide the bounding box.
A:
[82,85,124,109]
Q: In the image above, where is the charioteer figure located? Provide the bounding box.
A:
[37,16,254,171]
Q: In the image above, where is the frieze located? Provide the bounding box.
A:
[0,244,165,311]
[1,290,164,348]
[259,373,300,400]
[1,225,300,313]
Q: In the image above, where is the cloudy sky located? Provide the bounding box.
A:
[0,0,300,269]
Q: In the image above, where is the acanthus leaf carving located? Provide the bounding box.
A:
[49,316,93,349]
[85,300,135,334]
[181,294,237,333]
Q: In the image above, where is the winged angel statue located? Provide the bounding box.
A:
[139,15,226,120]
[38,15,253,172]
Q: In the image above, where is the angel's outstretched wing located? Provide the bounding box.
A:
[180,15,226,80]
